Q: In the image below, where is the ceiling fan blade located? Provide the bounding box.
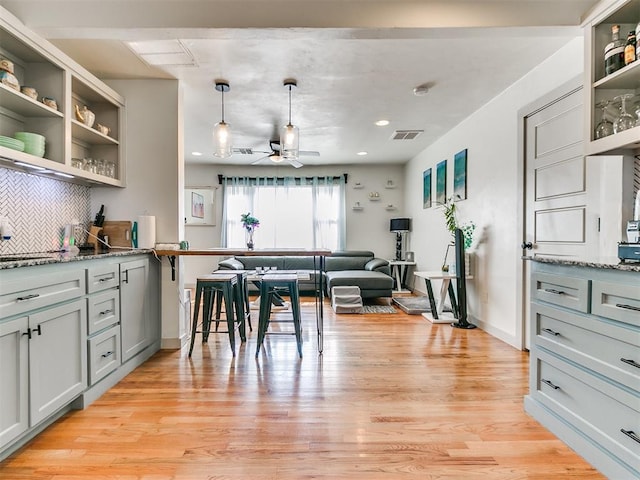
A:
[251,154,270,165]
[299,150,320,157]
[289,159,304,168]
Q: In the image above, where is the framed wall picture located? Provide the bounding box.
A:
[423,168,432,209]
[185,186,216,225]
[191,192,204,218]
[454,148,468,200]
[436,159,447,205]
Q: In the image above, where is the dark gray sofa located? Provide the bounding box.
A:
[217,250,393,299]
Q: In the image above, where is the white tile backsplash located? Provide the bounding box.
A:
[0,167,91,254]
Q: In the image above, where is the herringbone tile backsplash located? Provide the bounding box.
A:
[0,167,91,254]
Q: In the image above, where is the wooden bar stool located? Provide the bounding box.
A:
[255,273,303,358]
[189,272,246,357]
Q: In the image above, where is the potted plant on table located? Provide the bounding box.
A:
[240,212,260,250]
[441,198,475,272]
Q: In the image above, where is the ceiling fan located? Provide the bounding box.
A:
[234,140,320,168]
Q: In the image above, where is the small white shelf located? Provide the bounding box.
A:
[385,205,396,211]
[384,182,396,189]
[353,183,364,189]
[352,205,364,211]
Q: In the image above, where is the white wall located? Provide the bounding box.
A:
[91,79,185,348]
[183,163,405,286]
[404,37,584,348]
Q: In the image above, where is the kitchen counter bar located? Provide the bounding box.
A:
[527,255,640,272]
[0,249,154,270]
[154,247,332,354]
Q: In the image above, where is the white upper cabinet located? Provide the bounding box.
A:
[0,7,125,187]
[584,0,640,155]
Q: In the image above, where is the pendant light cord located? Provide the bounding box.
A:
[288,84,292,126]
[221,88,225,123]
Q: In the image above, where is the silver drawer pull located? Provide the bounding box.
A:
[541,328,560,336]
[544,288,564,295]
[615,303,640,312]
[621,429,640,444]
[541,379,560,390]
[99,309,113,316]
[16,293,40,301]
[101,351,114,358]
[98,277,112,282]
[621,358,640,369]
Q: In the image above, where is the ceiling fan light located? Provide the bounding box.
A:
[213,120,232,158]
[280,123,299,159]
[270,154,284,163]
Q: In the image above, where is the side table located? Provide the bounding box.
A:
[388,260,416,293]
[413,270,473,324]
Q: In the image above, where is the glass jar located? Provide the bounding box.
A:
[96,159,105,176]
[71,158,83,169]
[105,161,116,178]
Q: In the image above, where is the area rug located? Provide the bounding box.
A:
[361,305,397,314]
[392,296,452,315]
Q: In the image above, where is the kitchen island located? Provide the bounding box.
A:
[524,256,639,479]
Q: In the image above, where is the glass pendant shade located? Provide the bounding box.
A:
[280,123,299,159]
[213,120,232,158]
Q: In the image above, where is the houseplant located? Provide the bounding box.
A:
[441,198,475,271]
[240,212,260,249]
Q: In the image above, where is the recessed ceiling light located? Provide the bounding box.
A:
[413,84,430,96]
[192,151,203,156]
[357,151,368,156]
[375,120,390,126]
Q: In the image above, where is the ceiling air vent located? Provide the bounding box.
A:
[233,148,254,155]
[391,130,424,140]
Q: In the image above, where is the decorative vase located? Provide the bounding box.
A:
[245,228,254,250]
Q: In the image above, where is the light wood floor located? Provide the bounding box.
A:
[1,298,604,479]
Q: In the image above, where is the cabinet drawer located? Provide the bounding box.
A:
[532,272,590,313]
[86,264,120,294]
[0,270,86,319]
[88,325,121,385]
[533,303,640,389]
[534,351,640,471]
[87,289,120,335]
[592,280,640,328]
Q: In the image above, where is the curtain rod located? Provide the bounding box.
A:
[218,173,348,184]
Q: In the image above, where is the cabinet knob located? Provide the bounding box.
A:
[521,242,533,250]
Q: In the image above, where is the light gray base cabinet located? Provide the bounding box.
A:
[0,253,159,460]
[525,261,640,479]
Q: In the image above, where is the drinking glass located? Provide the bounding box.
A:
[594,101,614,139]
[613,93,636,133]
[635,103,640,127]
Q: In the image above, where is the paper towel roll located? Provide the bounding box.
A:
[137,215,156,249]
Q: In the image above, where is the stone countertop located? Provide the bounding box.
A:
[528,255,640,273]
[0,249,154,270]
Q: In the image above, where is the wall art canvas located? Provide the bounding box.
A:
[454,148,468,200]
[422,168,432,209]
[436,160,447,205]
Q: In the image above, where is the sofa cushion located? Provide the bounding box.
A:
[325,270,394,291]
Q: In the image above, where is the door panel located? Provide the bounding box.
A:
[523,86,584,349]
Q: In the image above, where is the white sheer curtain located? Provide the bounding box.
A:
[221,176,345,250]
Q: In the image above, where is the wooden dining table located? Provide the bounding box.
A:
[154,248,332,353]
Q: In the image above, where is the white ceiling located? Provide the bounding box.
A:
[3,0,600,168]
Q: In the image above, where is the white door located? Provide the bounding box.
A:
[522,85,585,349]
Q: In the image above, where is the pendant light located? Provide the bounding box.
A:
[213,81,232,158]
[280,79,299,160]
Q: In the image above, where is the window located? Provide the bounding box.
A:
[221,176,346,250]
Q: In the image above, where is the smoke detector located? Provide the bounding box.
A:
[413,84,430,96]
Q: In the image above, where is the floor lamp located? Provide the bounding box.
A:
[390,218,411,261]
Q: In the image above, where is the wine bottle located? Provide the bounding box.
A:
[624,30,636,65]
[605,24,625,76]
